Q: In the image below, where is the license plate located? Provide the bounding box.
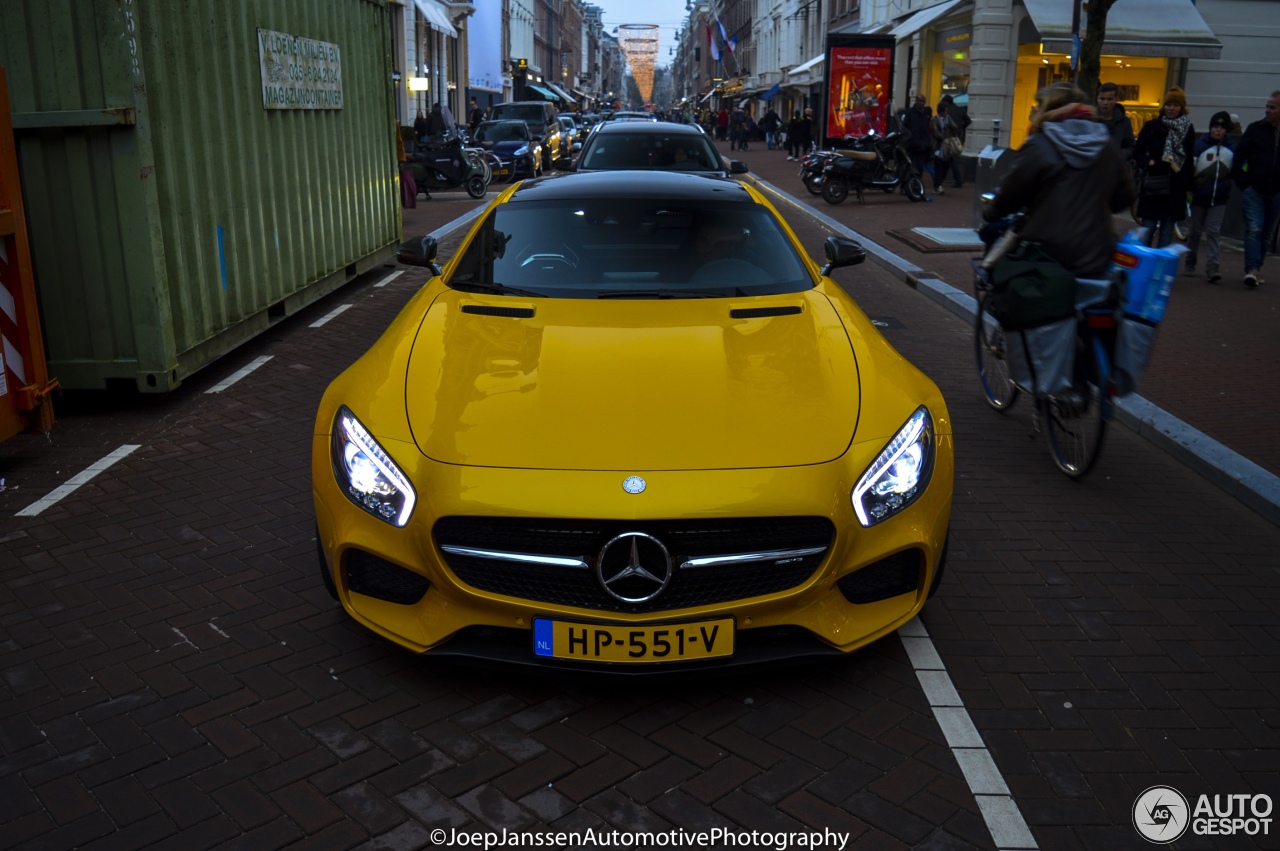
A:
[533,618,734,664]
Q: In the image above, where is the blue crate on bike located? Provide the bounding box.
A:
[1108,238,1186,395]
[1110,238,1183,324]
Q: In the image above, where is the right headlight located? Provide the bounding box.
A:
[330,407,416,527]
[852,407,935,527]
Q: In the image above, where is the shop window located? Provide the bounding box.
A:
[1010,43,1167,149]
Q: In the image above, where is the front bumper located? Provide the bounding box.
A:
[313,434,953,666]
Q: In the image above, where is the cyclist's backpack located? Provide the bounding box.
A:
[989,241,1077,331]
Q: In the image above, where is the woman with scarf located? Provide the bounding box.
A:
[984,82,1134,279]
[1133,87,1197,247]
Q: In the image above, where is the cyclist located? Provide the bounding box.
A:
[984,82,1134,280]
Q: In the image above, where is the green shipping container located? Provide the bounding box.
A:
[0,0,399,391]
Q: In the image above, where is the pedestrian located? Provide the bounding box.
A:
[760,106,780,150]
[790,110,813,159]
[1230,89,1280,288]
[901,93,934,184]
[801,108,816,154]
[1132,87,1196,248]
[467,98,484,135]
[717,107,729,141]
[1185,111,1236,283]
[1096,82,1135,161]
[984,82,1134,280]
[730,105,747,151]
[785,112,801,160]
[426,102,450,141]
[413,109,430,142]
[930,100,963,193]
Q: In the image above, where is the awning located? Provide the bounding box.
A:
[1022,0,1222,59]
[787,53,824,79]
[413,0,457,37]
[546,82,575,102]
[890,0,969,40]
[526,84,558,100]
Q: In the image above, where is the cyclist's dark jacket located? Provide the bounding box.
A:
[986,113,1134,278]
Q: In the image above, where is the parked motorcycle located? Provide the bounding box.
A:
[799,147,841,196]
[404,132,488,200]
[820,129,926,205]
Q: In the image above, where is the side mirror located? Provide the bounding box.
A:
[729,160,749,175]
[397,235,443,276]
[819,236,865,276]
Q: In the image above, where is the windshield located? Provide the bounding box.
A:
[448,199,813,298]
[581,133,722,172]
[475,122,529,143]
[489,104,549,127]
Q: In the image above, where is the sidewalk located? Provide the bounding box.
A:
[721,139,1280,482]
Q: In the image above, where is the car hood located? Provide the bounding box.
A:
[405,290,860,470]
[489,140,530,153]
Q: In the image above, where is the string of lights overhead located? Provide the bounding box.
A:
[617,24,659,103]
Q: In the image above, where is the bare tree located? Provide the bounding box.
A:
[1077,0,1119,101]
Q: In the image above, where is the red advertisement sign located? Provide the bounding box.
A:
[826,46,892,140]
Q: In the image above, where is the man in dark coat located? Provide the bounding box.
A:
[1097,82,1135,161]
[901,94,934,182]
[1231,89,1280,287]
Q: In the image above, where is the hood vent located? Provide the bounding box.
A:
[462,304,535,318]
[730,305,803,319]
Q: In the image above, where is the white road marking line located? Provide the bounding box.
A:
[900,618,1039,850]
[204,355,273,394]
[15,445,141,517]
[373,270,403,288]
[309,304,353,327]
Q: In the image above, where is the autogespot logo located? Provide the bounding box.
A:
[1134,786,1190,843]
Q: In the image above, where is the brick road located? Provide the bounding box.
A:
[1,161,1278,850]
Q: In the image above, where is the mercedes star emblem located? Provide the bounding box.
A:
[622,476,646,494]
[596,531,672,604]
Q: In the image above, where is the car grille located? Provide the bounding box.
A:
[433,516,834,613]
[836,549,921,604]
[345,549,431,605]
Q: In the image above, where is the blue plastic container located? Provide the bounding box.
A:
[1111,241,1181,324]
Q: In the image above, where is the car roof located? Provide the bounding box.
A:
[588,122,704,137]
[506,171,752,203]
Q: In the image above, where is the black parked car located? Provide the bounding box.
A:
[574,122,747,178]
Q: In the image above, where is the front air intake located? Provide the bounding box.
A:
[837,550,922,604]
[345,550,430,604]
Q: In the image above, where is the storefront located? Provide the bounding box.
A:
[1007,0,1221,149]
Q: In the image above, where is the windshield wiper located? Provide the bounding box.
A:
[451,281,547,298]
[597,288,741,299]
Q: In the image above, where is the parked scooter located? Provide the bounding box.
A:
[404,132,488,200]
[798,146,841,196]
[820,129,926,205]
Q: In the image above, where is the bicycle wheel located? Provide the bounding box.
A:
[1044,331,1108,478]
[974,292,1020,411]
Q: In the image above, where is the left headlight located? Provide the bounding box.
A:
[514,145,529,157]
[330,406,416,527]
[852,407,935,527]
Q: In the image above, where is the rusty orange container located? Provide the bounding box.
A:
[0,65,58,441]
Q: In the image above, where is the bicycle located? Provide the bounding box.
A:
[972,257,1117,479]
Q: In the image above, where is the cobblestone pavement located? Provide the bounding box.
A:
[1,164,1278,851]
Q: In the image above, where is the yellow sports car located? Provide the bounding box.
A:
[312,171,952,672]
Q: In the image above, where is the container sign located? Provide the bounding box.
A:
[257,28,343,110]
